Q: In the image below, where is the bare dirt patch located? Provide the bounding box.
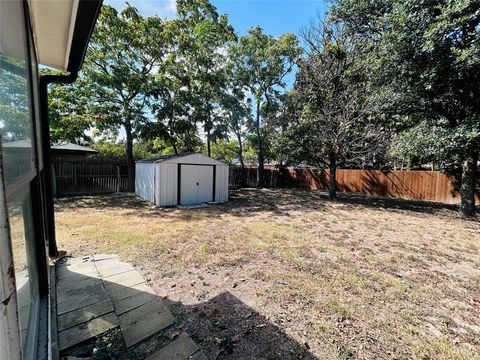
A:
[55,189,480,359]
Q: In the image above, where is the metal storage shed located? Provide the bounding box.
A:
[135,153,229,206]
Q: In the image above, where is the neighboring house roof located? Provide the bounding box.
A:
[3,140,97,154]
[2,140,31,148]
[51,142,97,154]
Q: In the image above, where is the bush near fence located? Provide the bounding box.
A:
[230,166,480,205]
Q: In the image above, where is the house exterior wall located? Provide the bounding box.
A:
[135,163,155,203]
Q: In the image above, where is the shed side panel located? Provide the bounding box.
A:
[215,165,229,202]
[135,163,155,203]
[157,162,178,206]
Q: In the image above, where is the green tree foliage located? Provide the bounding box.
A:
[175,0,236,156]
[47,77,93,144]
[333,0,480,215]
[218,78,252,183]
[81,4,168,190]
[228,27,301,186]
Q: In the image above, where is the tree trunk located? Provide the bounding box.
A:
[236,131,246,187]
[255,100,264,187]
[206,94,212,157]
[125,124,135,192]
[329,151,337,200]
[207,129,211,157]
[460,147,477,217]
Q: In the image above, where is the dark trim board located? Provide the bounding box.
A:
[212,166,216,202]
[67,0,103,73]
[177,163,216,206]
[177,163,181,205]
[177,163,218,167]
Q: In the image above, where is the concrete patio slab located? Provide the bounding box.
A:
[56,276,102,293]
[113,291,156,315]
[96,262,134,278]
[57,299,114,331]
[122,308,175,347]
[57,283,110,315]
[107,282,154,302]
[58,312,119,351]
[56,255,206,358]
[118,299,169,329]
[146,334,199,360]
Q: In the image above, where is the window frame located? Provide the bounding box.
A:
[1,1,50,358]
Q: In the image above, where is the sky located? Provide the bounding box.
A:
[105,0,330,38]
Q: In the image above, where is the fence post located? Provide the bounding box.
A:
[116,165,120,193]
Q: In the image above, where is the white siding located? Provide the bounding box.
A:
[135,163,155,203]
[215,165,229,202]
[156,162,178,206]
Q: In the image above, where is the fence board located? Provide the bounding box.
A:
[230,166,480,205]
[53,159,128,197]
[54,160,479,205]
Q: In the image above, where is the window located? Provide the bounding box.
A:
[9,188,40,351]
[1,0,47,358]
[0,0,35,185]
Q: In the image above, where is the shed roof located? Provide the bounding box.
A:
[136,153,227,166]
[136,153,195,163]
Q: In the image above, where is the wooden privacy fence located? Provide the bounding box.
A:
[229,167,282,188]
[230,166,480,205]
[53,159,128,197]
[52,160,478,204]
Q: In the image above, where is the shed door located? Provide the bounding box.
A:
[180,165,213,205]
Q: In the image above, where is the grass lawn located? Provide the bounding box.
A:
[55,189,480,360]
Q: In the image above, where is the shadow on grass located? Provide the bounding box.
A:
[55,188,475,222]
[57,257,317,359]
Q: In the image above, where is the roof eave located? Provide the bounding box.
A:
[28,0,102,72]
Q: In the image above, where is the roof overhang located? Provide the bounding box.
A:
[28,0,102,72]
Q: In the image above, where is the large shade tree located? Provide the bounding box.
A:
[47,78,94,144]
[333,0,480,216]
[228,27,301,187]
[175,0,236,157]
[80,4,167,191]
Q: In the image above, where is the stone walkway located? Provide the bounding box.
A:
[55,254,206,359]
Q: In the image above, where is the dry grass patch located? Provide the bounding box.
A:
[55,189,480,359]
